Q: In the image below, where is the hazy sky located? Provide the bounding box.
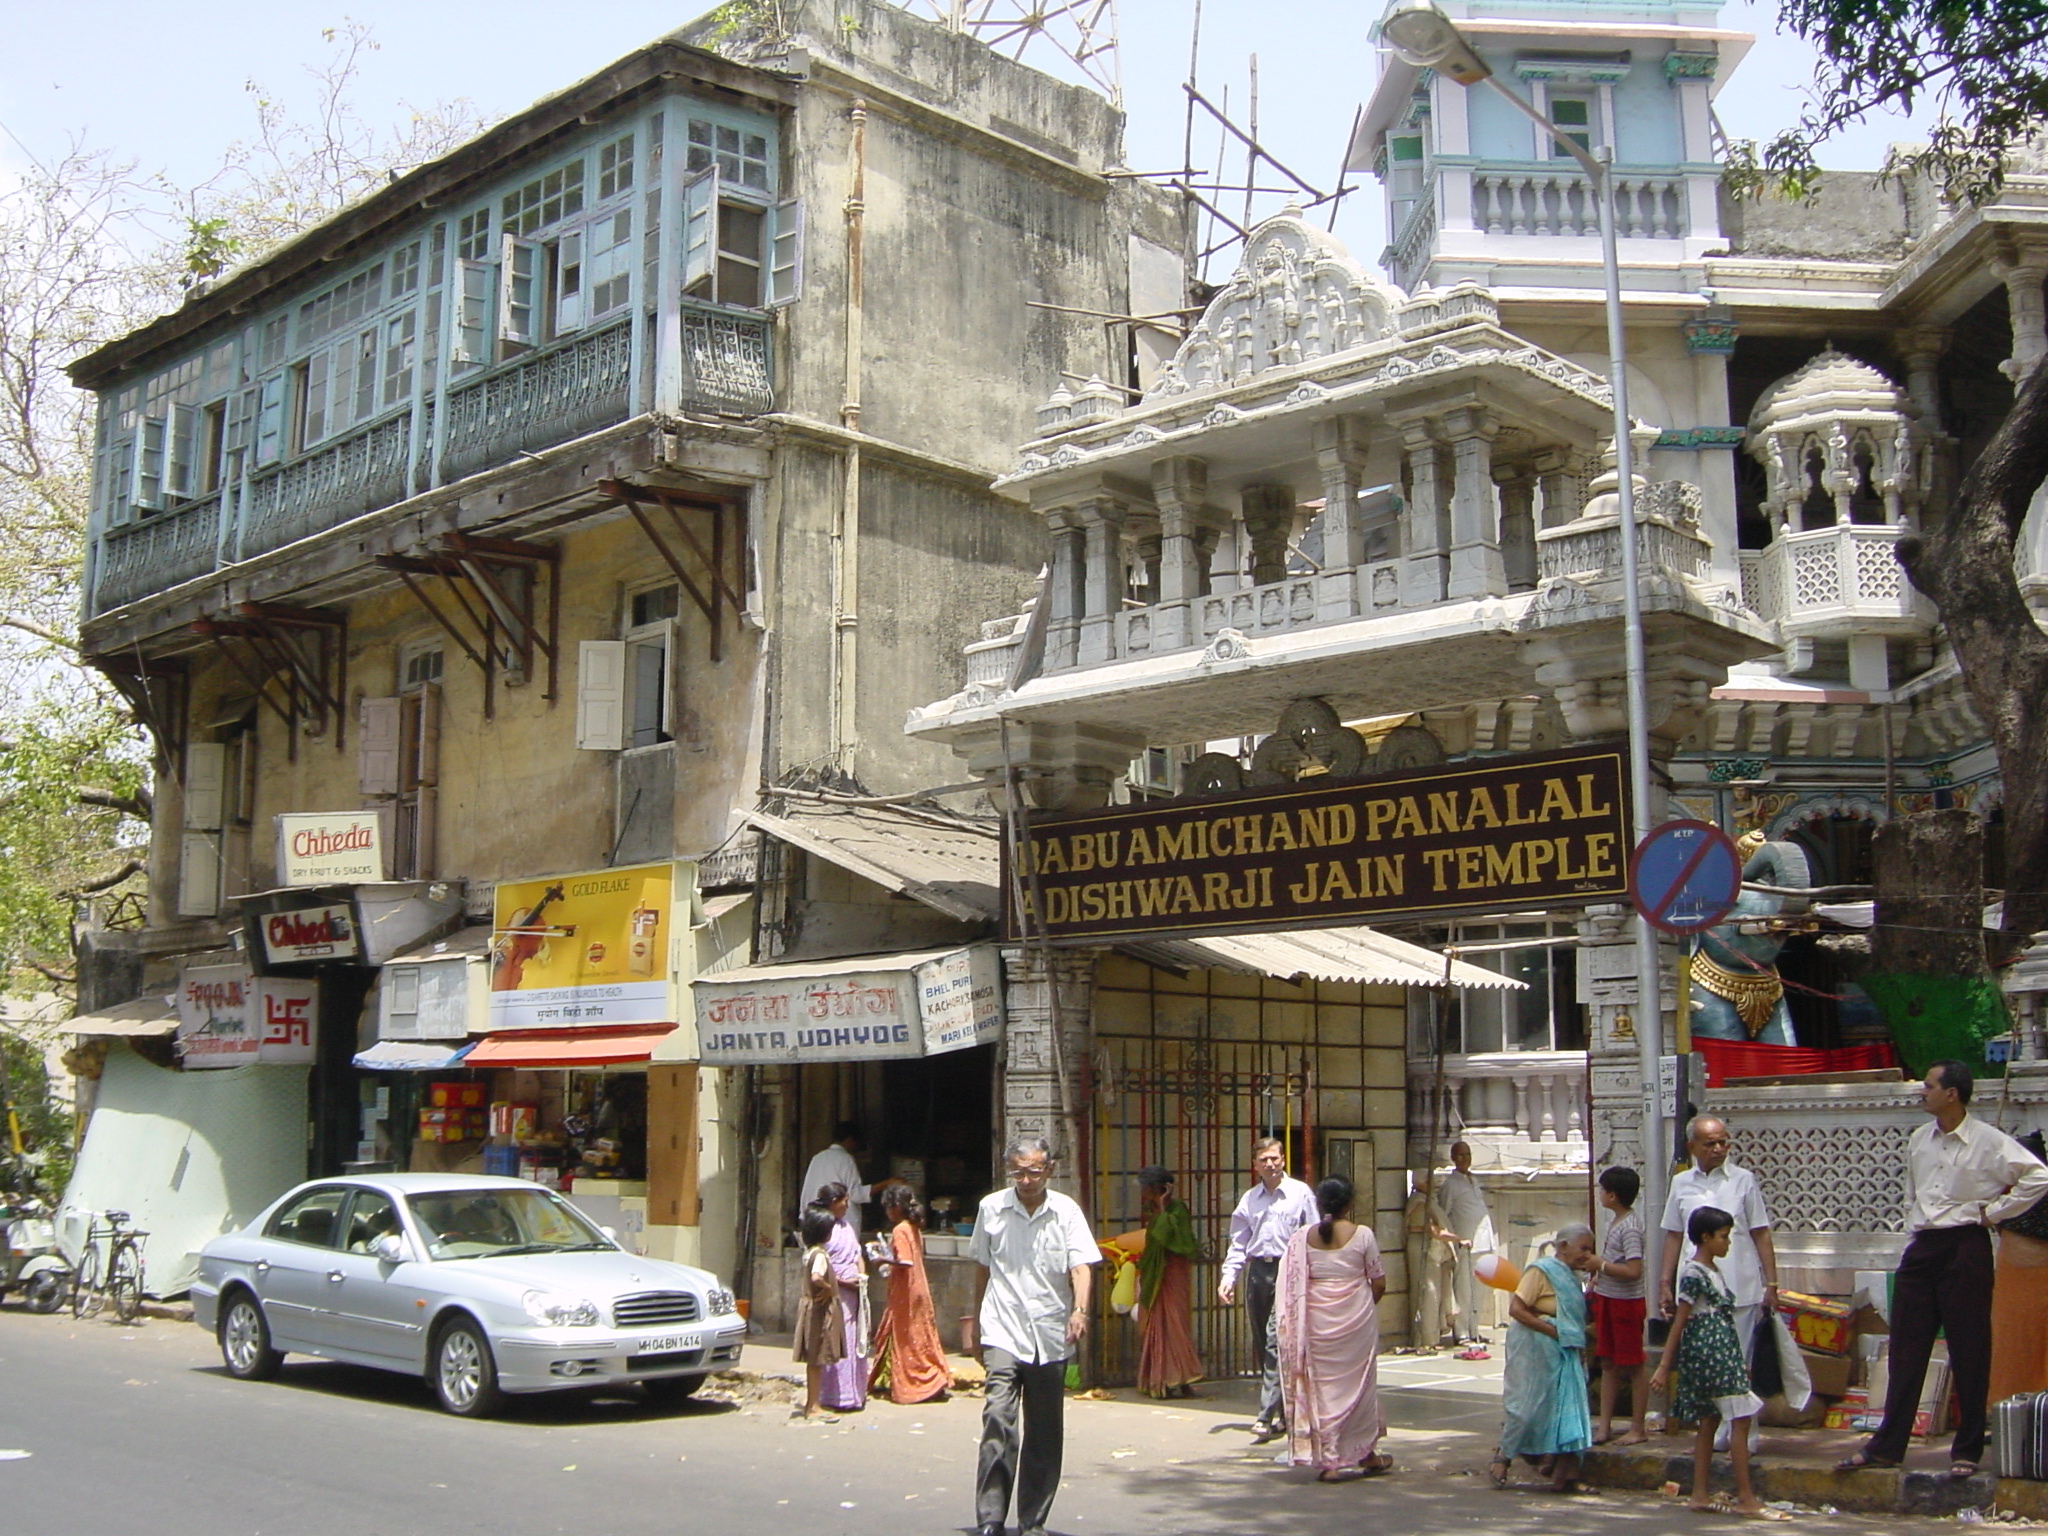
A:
[0,1,1926,273]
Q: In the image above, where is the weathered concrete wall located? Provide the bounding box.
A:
[1720,172,1924,263]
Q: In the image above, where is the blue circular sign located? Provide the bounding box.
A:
[1629,819,1742,934]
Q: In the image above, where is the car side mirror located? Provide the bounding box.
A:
[372,1233,411,1264]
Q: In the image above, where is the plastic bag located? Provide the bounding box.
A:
[1109,1256,1139,1314]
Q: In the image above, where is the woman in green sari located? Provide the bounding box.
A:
[1135,1166,1204,1399]
[1492,1224,1598,1491]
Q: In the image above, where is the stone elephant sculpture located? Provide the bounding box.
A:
[1687,837,1812,1047]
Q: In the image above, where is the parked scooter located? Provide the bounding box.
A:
[2,1196,69,1312]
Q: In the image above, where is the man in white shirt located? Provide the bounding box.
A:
[1840,1061,2048,1478]
[801,1123,870,1212]
[1438,1140,1498,1352]
[1660,1114,1779,1450]
[966,1136,1099,1536]
[1218,1136,1317,1440]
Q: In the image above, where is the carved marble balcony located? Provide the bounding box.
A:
[1738,524,1933,642]
[907,212,1776,786]
[1409,1051,1590,1168]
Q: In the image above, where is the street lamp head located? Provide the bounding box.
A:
[1381,3,1492,86]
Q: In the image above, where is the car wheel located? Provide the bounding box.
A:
[641,1373,708,1408]
[431,1318,504,1418]
[219,1292,283,1380]
[23,1270,65,1314]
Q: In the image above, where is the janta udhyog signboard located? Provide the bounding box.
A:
[694,945,1005,1067]
[1005,744,1631,941]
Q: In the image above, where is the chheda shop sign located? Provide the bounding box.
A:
[1005,745,1631,940]
[276,811,385,885]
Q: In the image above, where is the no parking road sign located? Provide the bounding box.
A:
[1629,819,1742,934]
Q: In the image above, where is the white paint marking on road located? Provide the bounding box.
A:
[0,1450,31,1460]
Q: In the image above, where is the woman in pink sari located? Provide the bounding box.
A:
[815,1183,869,1411]
[1275,1175,1392,1481]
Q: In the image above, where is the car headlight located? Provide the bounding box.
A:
[522,1290,601,1328]
[707,1287,737,1316]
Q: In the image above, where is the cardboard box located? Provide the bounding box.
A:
[428,1081,485,1109]
[1778,1290,1857,1356]
[1823,1389,1869,1431]
[1802,1348,1854,1400]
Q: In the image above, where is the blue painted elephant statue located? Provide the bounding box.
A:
[1687,836,1812,1047]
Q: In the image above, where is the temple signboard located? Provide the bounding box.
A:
[1005,744,1631,941]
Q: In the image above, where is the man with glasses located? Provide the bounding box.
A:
[965,1137,1099,1536]
[1218,1136,1317,1442]
[1660,1114,1779,1450]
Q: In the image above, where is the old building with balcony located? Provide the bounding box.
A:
[65,0,1187,1295]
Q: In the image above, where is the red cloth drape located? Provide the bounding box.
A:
[1692,1038,1899,1087]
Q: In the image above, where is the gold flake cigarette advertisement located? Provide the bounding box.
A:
[1006,745,1631,941]
[489,862,683,1029]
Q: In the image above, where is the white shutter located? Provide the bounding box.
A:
[498,234,540,352]
[357,697,401,797]
[132,414,168,511]
[769,198,803,307]
[183,741,226,830]
[681,165,719,291]
[454,258,492,365]
[555,228,586,334]
[379,965,422,1041]
[253,375,287,466]
[167,403,199,499]
[177,831,221,918]
[576,640,627,751]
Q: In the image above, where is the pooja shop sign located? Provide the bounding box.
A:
[1006,744,1632,941]
[175,965,319,1068]
[695,945,1004,1066]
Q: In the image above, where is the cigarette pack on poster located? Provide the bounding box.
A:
[1776,1289,1857,1356]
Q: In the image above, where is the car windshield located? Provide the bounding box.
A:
[404,1187,612,1261]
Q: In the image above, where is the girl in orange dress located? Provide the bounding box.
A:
[870,1187,950,1404]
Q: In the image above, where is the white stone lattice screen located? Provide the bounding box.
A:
[1736,1121,1910,1235]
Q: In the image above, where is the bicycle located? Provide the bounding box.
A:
[71,1210,147,1323]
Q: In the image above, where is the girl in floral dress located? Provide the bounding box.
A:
[1649,1205,1785,1520]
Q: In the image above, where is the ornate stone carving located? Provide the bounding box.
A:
[1198,627,1252,664]
[1148,209,1405,399]
[1749,348,1923,530]
[1247,697,1367,786]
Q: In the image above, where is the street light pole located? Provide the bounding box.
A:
[1378,4,1669,1297]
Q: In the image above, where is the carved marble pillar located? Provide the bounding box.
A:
[1400,422,1448,604]
[1444,406,1506,599]
[1497,467,1538,592]
[1241,483,1297,588]
[1900,325,1952,517]
[2000,253,2048,382]
[1075,496,1129,666]
[998,946,1097,1193]
[1043,509,1085,671]
[1151,456,1210,603]
[1535,447,1586,530]
[1314,416,1372,569]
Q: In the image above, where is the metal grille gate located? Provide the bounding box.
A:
[1086,1037,1313,1387]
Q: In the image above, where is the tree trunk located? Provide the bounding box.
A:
[1871,810,1986,975]
[1898,359,2048,962]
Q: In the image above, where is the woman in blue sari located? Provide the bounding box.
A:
[1492,1224,1599,1492]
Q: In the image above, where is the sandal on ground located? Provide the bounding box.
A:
[1741,1507,1793,1521]
[1486,1459,1511,1489]
[1950,1461,1980,1480]
[1317,1466,1368,1483]
[1360,1453,1395,1476]
[1833,1452,1899,1473]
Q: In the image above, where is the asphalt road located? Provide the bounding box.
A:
[0,1306,1888,1536]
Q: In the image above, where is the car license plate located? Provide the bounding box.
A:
[632,1333,701,1355]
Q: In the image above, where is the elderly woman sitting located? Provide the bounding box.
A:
[1492,1224,1600,1492]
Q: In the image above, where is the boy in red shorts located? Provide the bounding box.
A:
[1591,1165,1649,1445]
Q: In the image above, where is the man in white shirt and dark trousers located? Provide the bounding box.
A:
[1660,1114,1779,1451]
[1840,1060,2048,1479]
[966,1136,1100,1536]
[801,1123,870,1210]
[1218,1136,1317,1442]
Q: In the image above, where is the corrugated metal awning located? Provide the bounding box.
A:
[58,995,180,1037]
[745,802,1001,923]
[1121,925,1523,990]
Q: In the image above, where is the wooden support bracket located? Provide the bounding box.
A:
[599,478,746,663]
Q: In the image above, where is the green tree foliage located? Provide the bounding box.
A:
[0,24,484,1081]
[1726,0,2048,202]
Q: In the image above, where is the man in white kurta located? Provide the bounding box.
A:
[1438,1140,1497,1349]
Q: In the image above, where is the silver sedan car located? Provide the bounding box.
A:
[191,1173,745,1416]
